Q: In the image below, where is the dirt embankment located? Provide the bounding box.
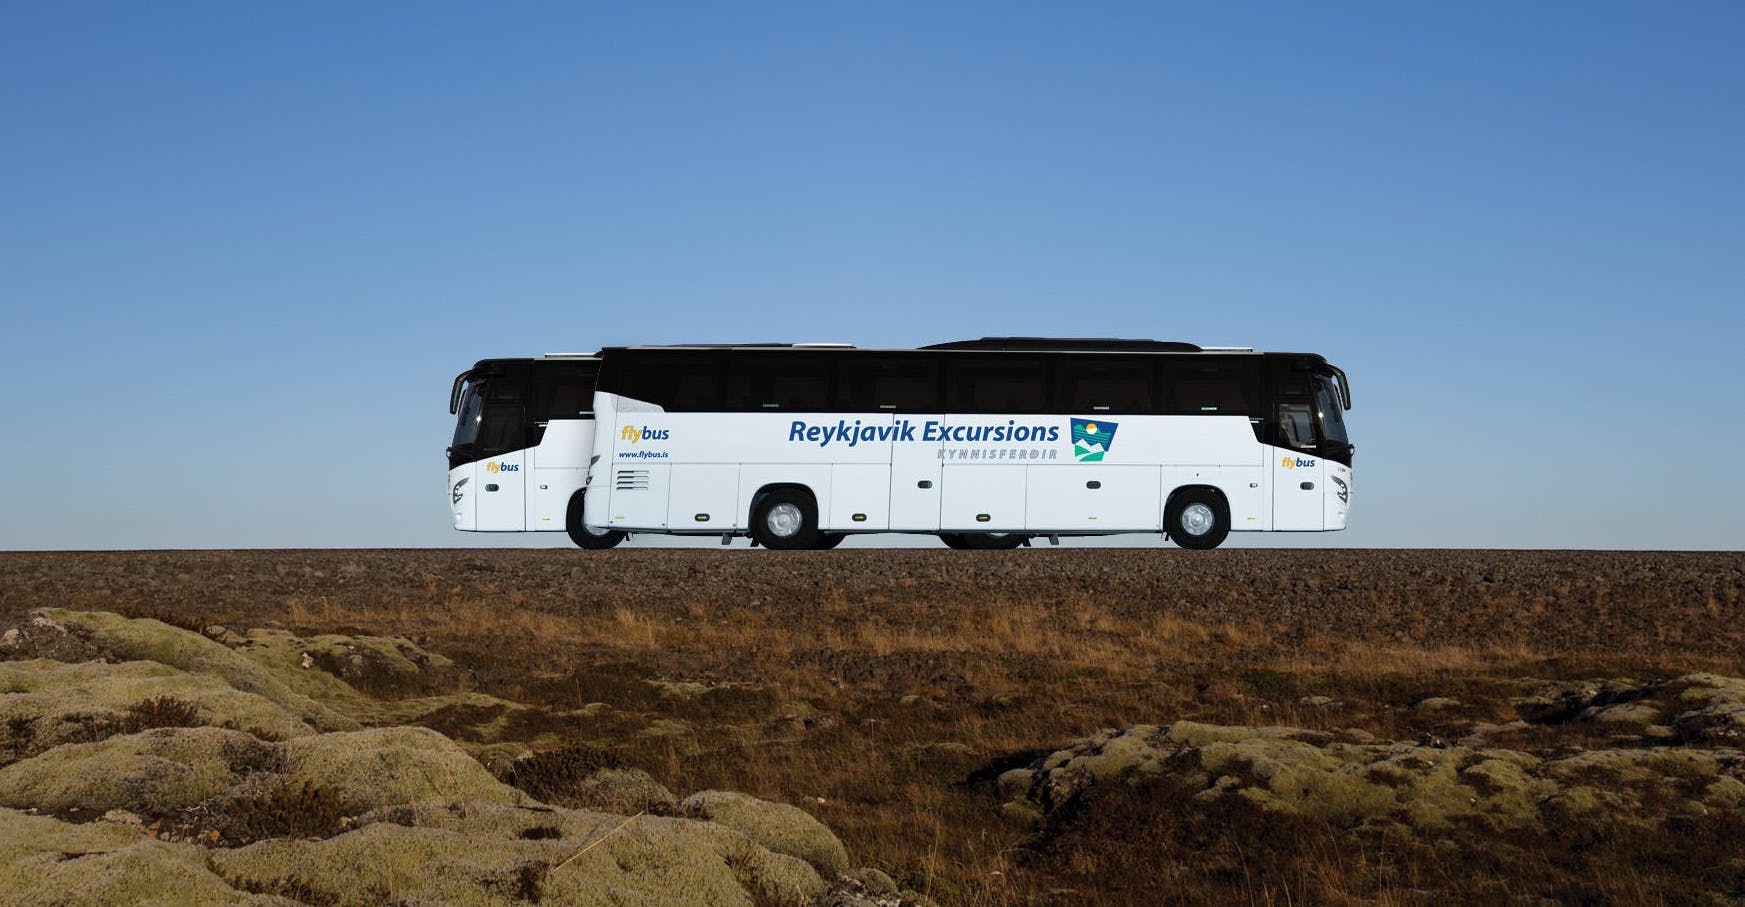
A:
[1,549,1742,904]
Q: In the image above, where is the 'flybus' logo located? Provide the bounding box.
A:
[1281,457,1316,470]
[620,425,670,444]
[485,461,519,473]
[1070,419,1118,462]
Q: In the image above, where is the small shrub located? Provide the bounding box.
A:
[206,777,349,845]
[120,696,203,733]
[498,744,624,803]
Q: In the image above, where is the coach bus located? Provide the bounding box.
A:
[447,354,630,548]
[488,337,1349,550]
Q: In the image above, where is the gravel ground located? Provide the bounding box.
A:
[3,548,1741,656]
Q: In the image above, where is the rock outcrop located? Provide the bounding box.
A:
[998,718,1745,838]
[0,609,892,905]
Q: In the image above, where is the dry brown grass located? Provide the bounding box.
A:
[3,548,1744,904]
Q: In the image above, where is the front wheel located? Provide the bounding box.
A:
[1166,489,1229,550]
[566,493,625,550]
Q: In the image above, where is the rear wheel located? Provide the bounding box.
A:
[1166,489,1229,550]
[566,493,625,550]
[940,532,1028,550]
[751,489,821,550]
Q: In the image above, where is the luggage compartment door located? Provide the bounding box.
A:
[608,464,670,529]
[1026,465,1161,531]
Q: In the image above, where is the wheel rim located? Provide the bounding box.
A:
[584,524,611,537]
[1180,503,1215,536]
[766,503,803,537]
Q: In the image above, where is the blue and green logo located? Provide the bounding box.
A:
[1070,418,1118,462]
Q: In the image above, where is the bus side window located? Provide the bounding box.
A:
[538,365,595,420]
[947,356,1047,413]
[619,352,723,411]
[1277,403,1315,450]
[1054,358,1156,413]
[833,355,940,412]
[725,353,829,411]
[478,402,527,453]
[1163,362,1257,415]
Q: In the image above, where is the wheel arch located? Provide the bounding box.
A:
[747,482,820,528]
[1164,483,1231,522]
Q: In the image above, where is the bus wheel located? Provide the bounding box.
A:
[953,533,1028,550]
[816,533,847,550]
[566,493,626,550]
[1166,489,1229,550]
[938,533,972,549]
[751,490,821,550]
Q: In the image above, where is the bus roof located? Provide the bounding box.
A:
[604,337,1252,353]
[599,338,1333,361]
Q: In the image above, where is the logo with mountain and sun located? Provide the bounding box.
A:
[1070,418,1118,462]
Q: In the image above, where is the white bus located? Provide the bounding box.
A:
[447,354,628,548]
[450,338,1352,550]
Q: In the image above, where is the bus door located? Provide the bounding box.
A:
[529,363,599,531]
[1272,400,1324,530]
[473,389,530,532]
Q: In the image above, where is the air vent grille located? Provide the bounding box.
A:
[614,469,651,490]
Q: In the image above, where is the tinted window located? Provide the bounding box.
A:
[484,374,527,401]
[1054,357,1156,413]
[1315,376,1349,446]
[1163,361,1258,415]
[616,352,723,411]
[725,353,830,411]
[947,356,1048,413]
[537,363,596,420]
[478,402,527,453]
[452,382,482,448]
[833,354,940,411]
[1277,403,1315,450]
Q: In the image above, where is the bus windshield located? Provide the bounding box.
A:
[452,379,483,449]
[1314,374,1349,447]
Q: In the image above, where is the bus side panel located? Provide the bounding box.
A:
[1223,465,1266,530]
[1270,447,1325,530]
[1163,466,1266,530]
[828,464,890,530]
[1026,465,1161,531]
[531,419,594,531]
[668,464,740,530]
[936,414,1035,531]
[888,415,942,530]
[608,463,670,529]
[941,465,1026,530]
[737,465,832,529]
[582,393,620,529]
[474,449,527,531]
[1120,417,1263,466]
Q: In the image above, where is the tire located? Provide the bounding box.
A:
[566,493,626,550]
[816,533,847,550]
[938,533,973,550]
[750,489,822,550]
[943,532,1028,550]
[1166,488,1229,550]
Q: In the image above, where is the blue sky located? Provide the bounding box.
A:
[2,2,1741,550]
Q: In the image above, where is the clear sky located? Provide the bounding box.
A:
[3,2,1741,550]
